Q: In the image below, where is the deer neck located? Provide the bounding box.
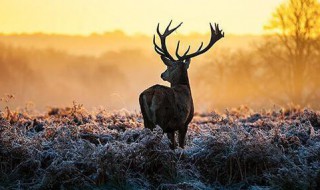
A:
[170,70,191,89]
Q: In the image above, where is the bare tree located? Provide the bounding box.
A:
[259,0,320,105]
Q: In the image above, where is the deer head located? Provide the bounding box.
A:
[153,21,224,85]
[160,56,190,85]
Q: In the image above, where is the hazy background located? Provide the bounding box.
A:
[0,0,319,111]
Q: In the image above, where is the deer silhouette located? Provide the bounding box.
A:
[139,21,224,149]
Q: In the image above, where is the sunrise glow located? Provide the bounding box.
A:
[0,0,280,35]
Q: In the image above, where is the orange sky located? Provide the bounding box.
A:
[0,0,281,35]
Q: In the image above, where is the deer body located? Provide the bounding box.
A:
[140,61,193,148]
[140,21,223,149]
[140,84,193,132]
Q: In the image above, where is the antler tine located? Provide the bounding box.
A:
[153,35,165,55]
[156,23,162,36]
[153,21,183,61]
[175,41,181,59]
[183,45,191,56]
[166,22,183,35]
[164,20,173,34]
[176,41,191,60]
[215,23,223,35]
[197,42,204,51]
[176,22,224,61]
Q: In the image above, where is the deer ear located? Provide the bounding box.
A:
[161,56,173,66]
[184,58,191,69]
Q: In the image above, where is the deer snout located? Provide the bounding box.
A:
[161,73,165,79]
[161,71,169,81]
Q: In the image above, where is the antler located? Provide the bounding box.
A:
[153,20,182,61]
[153,21,224,62]
[176,23,224,61]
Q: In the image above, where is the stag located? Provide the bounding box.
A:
[139,21,224,149]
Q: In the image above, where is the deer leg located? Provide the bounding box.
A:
[167,132,177,150]
[141,113,155,130]
[178,126,188,148]
[139,95,155,130]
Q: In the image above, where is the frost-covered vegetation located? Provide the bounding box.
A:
[0,104,320,189]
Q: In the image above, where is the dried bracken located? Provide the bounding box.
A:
[0,106,320,189]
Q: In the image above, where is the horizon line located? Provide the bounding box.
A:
[0,30,266,37]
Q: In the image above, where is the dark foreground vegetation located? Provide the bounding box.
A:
[0,105,320,189]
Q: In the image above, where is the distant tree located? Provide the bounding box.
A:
[192,49,260,110]
[258,0,320,105]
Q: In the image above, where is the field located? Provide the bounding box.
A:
[0,105,320,190]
